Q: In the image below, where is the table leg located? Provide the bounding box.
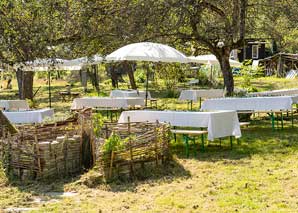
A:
[183,134,190,158]
[237,138,241,145]
[230,136,233,149]
[281,111,284,130]
[276,113,279,129]
[292,110,294,128]
[271,112,275,131]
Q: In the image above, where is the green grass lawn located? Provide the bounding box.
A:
[1,76,298,212]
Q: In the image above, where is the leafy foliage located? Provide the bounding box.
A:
[102,132,124,154]
[240,60,263,92]
[92,113,104,138]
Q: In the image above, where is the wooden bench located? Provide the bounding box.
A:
[149,99,158,109]
[171,129,208,157]
[240,122,250,128]
[59,91,80,102]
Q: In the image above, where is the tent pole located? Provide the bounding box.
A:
[145,64,149,107]
[48,71,51,108]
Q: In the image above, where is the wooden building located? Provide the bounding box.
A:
[259,53,298,77]
[232,40,267,62]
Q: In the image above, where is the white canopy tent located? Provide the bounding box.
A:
[14,55,103,107]
[188,54,241,67]
[15,54,103,71]
[105,42,189,106]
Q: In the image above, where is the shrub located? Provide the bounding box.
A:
[135,69,146,83]
[102,132,124,153]
[92,113,104,137]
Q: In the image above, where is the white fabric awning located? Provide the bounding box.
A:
[105,42,189,63]
[14,54,103,71]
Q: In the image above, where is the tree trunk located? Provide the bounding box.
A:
[16,69,34,100]
[217,48,234,96]
[126,62,137,90]
[88,65,100,95]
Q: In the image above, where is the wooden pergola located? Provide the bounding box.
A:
[260,53,298,77]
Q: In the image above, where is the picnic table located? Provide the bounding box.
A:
[201,96,298,129]
[118,110,241,141]
[3,108,54,124]
[110,89,152,99]
[178,89,224,109]
[0,100,30,111]
[248,88,298,97]
[71,97,145,110]
[110,90,157,108]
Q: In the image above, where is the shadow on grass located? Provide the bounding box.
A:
[2,157,191,197]
[104,158,191,193]
[170,118,298,163]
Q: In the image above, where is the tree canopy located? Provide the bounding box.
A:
[1,0,298,95]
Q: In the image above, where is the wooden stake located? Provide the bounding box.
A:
[109,151,115,179]
[154,120,159,166]
[34,125,42,174]
[128,117,134,178]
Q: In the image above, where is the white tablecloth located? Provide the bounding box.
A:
[3,108,54,124]
[118,110,241,141]
[71,97,145,110]
[110,90,152,99]
[178,89,224,102]
[248,88,298,97]
[0,100,30,110]
[201,96,298,111]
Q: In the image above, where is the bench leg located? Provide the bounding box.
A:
[201,134,205,152]
[173,126,177,142]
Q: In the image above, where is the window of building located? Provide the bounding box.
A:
[252,45,259,59]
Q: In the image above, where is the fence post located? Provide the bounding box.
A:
[154,120,159,166]
[7,131,12,174]
[90,115,96,166]
[128,116,134,178]
[34,125,42,176]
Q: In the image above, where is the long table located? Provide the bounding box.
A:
[248,88,298,97]
[118,110,241,141]
[201,96,298,129]
[0,100,30,111]
[3,108,54,124]
[71,97,145,110]
[201,96,298,111]
[110,90,152,99]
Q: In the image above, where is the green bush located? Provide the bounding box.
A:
[163,89,179,98]
[135,69,146,83]
[240,60,264,89]
[92,113,104,137]
[197,70,209,86]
